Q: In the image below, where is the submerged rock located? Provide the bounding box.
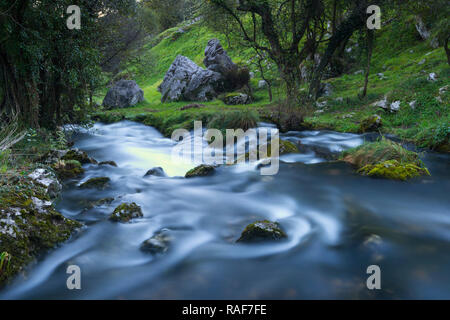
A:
[358,115,382,133]
[109,202,143,223]
[140,231,171,254]
[144,167,166,177]
[237,220,287,242]
[82,197,114,211]
[79,177,110,190]
[185,165,215,178]
[103,80,144,109]
[98,161,117,167]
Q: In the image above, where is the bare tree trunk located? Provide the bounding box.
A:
[361,29,374,98]
[445,37,450,66]
[309,1,369,99]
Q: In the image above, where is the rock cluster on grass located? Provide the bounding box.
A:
[103,80,144,109]
[159,55,224,102]
[158,39,249,103]
[203,39,237,76]
[237,220,287,242]
[109,202,143,223]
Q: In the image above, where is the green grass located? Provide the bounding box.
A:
[342,137,424,168]
[94,18,449,151]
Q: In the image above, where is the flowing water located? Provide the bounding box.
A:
[1,121,450,299]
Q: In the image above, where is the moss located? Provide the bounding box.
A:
[237,220,287,242]
[79,177,110,190]
[358,159,431,181]
[98,161,118,167]
[185,165,215,178]
[0,190,81,287]
[109,202,143,223]
[358,115,382,133]
[52,160,84,179]
[342,137,422,168]
[62,150,96,164]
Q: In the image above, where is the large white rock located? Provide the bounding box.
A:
[28,168,62,199]
[158,55,224,102]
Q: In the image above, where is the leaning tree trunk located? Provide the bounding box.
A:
[445,37,450,66]
[309,1,368,99]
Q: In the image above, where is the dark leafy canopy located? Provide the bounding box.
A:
[0,0,139,129]
[205,0,329,101]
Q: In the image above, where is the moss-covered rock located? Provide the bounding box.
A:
[358,160,430,181]
[52,160,84,179]
[0,187,81,286]
[221,92,252,105]
[237,220,287,242]
[358,115,382,133]
[342,138,431,181]
[278,140,300,155]
[140,231,171,254]
[62,149,97,164]
[98,161,118,167]
[109,202,143,223]
[185,165,215,178]
[79,177,110,190]
[81,197,114,211]
[342,137,422,168]
[144,167,166,177]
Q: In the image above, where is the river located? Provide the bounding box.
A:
[1,121,449,299]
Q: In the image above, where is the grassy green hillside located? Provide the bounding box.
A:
[95,18,449,151]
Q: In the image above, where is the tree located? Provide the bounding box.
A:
[309,0,373,99]
[0,0,138,128]
[206,0,327,103]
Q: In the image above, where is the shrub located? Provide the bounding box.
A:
[208,110,259,131]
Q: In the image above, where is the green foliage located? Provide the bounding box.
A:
[0,252,11,275]
[0,150,11,174]
[342,137,423,169]
[208,110,259,131]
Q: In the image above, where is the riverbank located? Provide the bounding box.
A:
[0,130,83,286]
[92,18,449,153]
